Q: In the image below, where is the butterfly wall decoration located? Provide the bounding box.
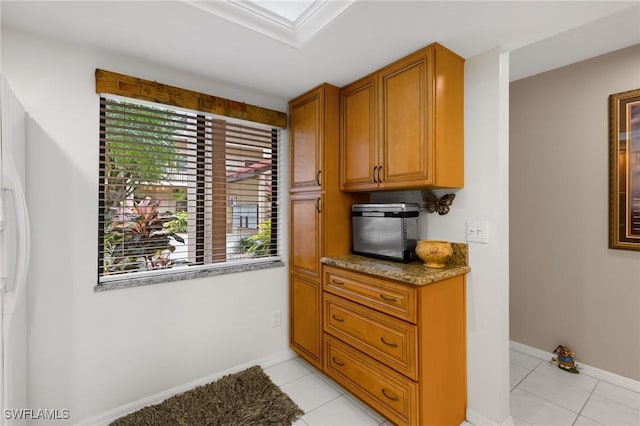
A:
[421,190,455,215]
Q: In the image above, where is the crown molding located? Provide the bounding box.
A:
[184,0,355,48]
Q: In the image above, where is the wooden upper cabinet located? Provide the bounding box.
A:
[340,43,464,191]
[340,73,378,192]
[290,89,322,191]
[379,50,431,189]
[289,84,339,192]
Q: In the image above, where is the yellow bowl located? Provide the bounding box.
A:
[415,240,452,268]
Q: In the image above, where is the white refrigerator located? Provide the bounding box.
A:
[0,76,30,424]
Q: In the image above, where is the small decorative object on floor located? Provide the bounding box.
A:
[551,345,580,374]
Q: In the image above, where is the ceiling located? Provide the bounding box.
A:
[1,1,639,101]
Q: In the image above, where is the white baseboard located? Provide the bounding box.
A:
[466,409,513,426]
[510,340,640,393]
[77,348,298,426]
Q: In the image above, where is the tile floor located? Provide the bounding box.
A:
[264,357,389,426]
[263,349,640,426]
[510,349,640,426]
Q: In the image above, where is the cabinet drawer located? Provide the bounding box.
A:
[324,334,418,426]
[324,292,417,379]
[323,266,417,323]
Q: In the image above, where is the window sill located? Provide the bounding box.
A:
[94,259,285,292]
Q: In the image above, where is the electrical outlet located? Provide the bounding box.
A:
[271,310,282,328]
[466,221,489,244]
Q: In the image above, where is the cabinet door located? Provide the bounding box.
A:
[289,192,323,278]
[340,74,378,191]
[379,50,433,189]
[289,88,323,192]
[290,273,322,368]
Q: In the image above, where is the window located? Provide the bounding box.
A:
[98,96,281,285]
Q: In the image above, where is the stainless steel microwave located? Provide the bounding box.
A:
[351,203,420,262]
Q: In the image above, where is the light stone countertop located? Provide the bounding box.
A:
[321,242,470,286]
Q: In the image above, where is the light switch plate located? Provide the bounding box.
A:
[466,221,489,244]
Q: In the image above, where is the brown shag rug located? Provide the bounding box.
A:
[111,365,304,426]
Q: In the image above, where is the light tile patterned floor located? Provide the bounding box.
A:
[265,350,640,426]
[510,349,640,426]
[264,357,387,426]
[264,350,640,425]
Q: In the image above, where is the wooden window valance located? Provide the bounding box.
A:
[95,69,287,129]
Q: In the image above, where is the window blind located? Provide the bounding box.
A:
[98,96,280,281]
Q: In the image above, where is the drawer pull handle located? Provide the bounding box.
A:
[332,315,345,322]
[331,279,345,285]
[379,294,398,302]
[332,357,345,367]
[380,337,398,348]
[381,388,399,401]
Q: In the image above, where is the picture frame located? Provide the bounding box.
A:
[609,88,640,251]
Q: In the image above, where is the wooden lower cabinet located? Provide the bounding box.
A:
[324,266,417,322]
[324,293,418,380]
[290,273,322,368]
[324,334,418,426]
[322,265,467,426]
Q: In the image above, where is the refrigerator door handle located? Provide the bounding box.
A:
[0,192,5,294]
[0,193,5,232]
[1,169,30,315]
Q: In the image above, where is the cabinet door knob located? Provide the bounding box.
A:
[381,388,400,401]
[377,165,383,183]
[316,197,322,213]
[332,314,345,322]
[380,337,398,347]
[332,357,345,367]
[331,279,345,285]
[316,170,322,186]
[373,166,379,183]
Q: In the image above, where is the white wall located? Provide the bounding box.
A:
[431,48,511,426]
[372,48,512,425]
[2,29,291,423]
